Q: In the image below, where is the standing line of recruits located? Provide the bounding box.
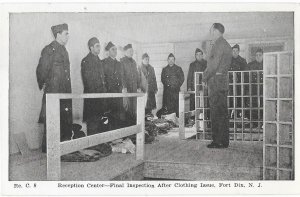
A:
[36,23,264,152]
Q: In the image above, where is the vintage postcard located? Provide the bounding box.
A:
[0,1,299,196]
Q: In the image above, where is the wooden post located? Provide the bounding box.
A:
[179,92,185,139]
[136,95,145,160]
[46,94,61,181]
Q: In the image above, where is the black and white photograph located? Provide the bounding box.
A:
[1,2,299,196]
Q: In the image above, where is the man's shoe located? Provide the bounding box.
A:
[207,142,218,148]
[221,144,229,148]
[207,142,227,149]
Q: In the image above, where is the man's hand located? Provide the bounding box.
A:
[202,82,207,87]
[137,88,142,93]
[188,88,191,91]
[123,97,129,111]
[122,88,127,93]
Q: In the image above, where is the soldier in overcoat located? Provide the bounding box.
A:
[120,44,141,123]
[81,37,107,135]
[161,53,184,117]
[187,48,207,110]
[102,42,126,129]
[36,23,72,152]
[140,53,158,115]
[229,44,247,71]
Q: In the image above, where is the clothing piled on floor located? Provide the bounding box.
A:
[111,138,135,154]
[145,116,178,136]
[61,143,112,162]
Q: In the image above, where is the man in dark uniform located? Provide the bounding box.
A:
[36,23,72,153]
[187,48,207,111]
[202,23,232,148]
[120,44,141,124]
[140,53,158,116]
[247,48,263,70]
[230,44,247,71]
[102,42,126,129]
[161,53,184,117]
[81,37,107,135]
[230,44,247,110]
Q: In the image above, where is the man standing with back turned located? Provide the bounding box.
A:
[202,23,232,148]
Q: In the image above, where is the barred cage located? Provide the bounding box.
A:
[263,51,294,180]
[194,70,264,142]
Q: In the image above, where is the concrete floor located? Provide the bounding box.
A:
[9,128,263,181]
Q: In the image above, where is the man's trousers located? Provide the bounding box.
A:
[209,90,229,146]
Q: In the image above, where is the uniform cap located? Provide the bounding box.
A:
[105,41,115,51]
[232,44,240,50]
[195,48,203,54]
[51,23,68,36]
[256,48,263,54]
[142,53,149,59]
[168,53,175,58]
[124,44,132,51]
[88,37,100,49]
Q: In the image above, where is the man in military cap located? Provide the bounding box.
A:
[202,23,232,148]
[81,37,107,135]
[120,44,142,124]
[247,48,263,70]
[230,44,247,110]
[140,53,158,116]
[230,44,247,71]
[161,53,184,117]
[36,23,72,152]
[187,48,207,111]
[102,42,126,129]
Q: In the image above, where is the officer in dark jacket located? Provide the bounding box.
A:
[247,48,263,70]
[140,53,158,115]
[102,42,126,129]
[81,37,107,135]
[161,53,184,117]
[36,23,72,152]
[202,23,232,148]
[187,48,207,110]
[230,44,247,71]
[120,44,141,123]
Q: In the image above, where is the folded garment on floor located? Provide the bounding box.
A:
[61,151,101,162]
[61,143,112,162]
[111,138,135,154]
[152,118,177,134]
[87,143,112,157]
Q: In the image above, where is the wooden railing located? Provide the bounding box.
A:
[46,93,145,180]
[179,91,195,140]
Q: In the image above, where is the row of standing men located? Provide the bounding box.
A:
[187,44,264,110]
[36,23,264,152]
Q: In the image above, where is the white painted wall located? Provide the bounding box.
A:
[9,13,138,154]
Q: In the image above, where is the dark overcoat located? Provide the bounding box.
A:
[229,55,247,71]
[102,56,124,120]
[246,60,263,70]
[161,64,184,116]
[81,52,107,122]
[36,40,72,124]
[140,63,158,111]
[187,59,207,91]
